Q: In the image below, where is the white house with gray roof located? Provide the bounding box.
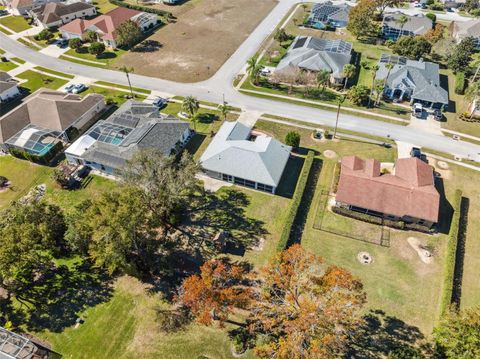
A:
[200,121,291,194]
[375,54,449,110]
[382,13,432,41]
[307,1,351,29]
[275,36,353,85]
[65,101,191,175]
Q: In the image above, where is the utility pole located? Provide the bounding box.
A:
[333,96,345,139]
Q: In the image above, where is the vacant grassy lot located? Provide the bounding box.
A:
[0,15,31,32]
[38,276,257,359]
[16,70,69,93]
[0,156,51,209]
[116,0,277,82]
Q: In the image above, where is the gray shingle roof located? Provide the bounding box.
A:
[376,54,448,105]
[66,100,189,170]
[383,12,432,35]
[276,36,352,79]
[453,19,480,39]
[200,121,291,187]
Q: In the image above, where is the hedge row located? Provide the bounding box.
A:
[276,151,314,252]
[439,189,463,317]
[332,206,433,233]
[109,0,172,17]
[454,72,466,95]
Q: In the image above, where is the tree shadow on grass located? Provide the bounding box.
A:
[345,310,433,358]
[186,188,268,253]
[132,40,162,53]
[276,155,304,199]
[18,260,113,333]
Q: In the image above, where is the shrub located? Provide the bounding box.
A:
[331,206,408,230]
[0,176,8,187]
[429,3,444,11]
[277,151,314,251]
[68,38,83,51]
[37,29,54,42]
[88,42,106,57]
[285,131,301,148]
[454,72,466,95]
[108,0,172,17]
[425,12,436,23]
[439,189,462,317]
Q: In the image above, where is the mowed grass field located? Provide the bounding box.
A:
[16,70,69,93]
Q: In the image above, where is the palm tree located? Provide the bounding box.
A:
[246,55,262,85]
[380,62,395,103]
[119,65,134,98]
[396,15,409,39]
[342,64,356,91]
[369,64,379,107]
[182,96,200,130]
[316,70,330,93]
[217,96,231,121]
[374,80,385,106]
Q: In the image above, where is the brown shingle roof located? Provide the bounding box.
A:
[0,89,104,143]
[59,7,140,41]
[335,156,440,223]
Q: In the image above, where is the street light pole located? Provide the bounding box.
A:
[333,96,345,139]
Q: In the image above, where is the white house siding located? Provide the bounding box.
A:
[61,30,83,40]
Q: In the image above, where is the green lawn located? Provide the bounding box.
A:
[0,156,51,209]
[34,66,75,79]
[94,81,151,95]
[440,68,480,138]
[80,86,147,106]
[0,15,31,33]
[16,70,69,93]
[64,47,125,66]
[93,0,118,14]
[0,60,18,72]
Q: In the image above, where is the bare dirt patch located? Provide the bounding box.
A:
[116,0,278,82]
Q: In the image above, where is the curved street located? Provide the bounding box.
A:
[1,0,479,161]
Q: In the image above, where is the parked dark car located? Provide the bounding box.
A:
[410,147,422,158]
[433,109,443,121]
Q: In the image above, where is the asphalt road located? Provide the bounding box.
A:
[1,0,479,161]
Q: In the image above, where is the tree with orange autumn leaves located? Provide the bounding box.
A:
[179,244,365,357]
[178,258,253,326]
[250,244,366,358]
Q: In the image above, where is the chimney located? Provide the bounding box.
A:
[364,159,381,177]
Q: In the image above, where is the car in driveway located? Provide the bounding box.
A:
[54,39,68,48]
[433,109,443,121]
[64,84,75,93]
[410,147,422,159]
[413,103,423,118]
[71,84,87,94]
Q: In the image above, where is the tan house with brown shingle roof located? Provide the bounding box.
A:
[29,1,96,28]
[335,156,440,229]
[0,88,105,157]
[6,0,61,16]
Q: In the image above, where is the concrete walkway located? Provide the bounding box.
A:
[395,141,415,159]
[39,44,69,58]
[237,110,263,127]
[7,61,35,76]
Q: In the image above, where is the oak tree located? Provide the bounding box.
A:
[179,258,253,325]
[250,244,366,359]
